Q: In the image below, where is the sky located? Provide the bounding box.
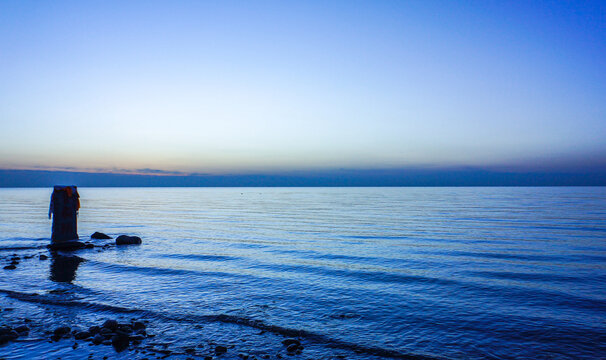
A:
[0,1,605,177]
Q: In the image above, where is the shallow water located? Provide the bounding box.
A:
[1,187,605,359]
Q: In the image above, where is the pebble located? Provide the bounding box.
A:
[74,330,91,340]
[15,325,29,334]
[54,326,71,338]
[112,332,130,352]
[215,345,228,355]
[281,339,301,347]
[102,319,119,331]
[92,334,104,345]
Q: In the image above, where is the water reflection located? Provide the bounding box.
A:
[49,253,83,283]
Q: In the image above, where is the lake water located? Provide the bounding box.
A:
[1,187,605,359]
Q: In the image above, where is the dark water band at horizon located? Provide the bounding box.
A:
[1,187,605,359]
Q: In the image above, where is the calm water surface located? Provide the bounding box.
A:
[0,187,605,359]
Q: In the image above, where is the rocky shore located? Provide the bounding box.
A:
[0,233,311,360]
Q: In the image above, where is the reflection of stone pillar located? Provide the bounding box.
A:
[49,186,80,242]
[50,253,83,283]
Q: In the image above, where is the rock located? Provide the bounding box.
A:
[92,333,104,345]
[0,326,16,336]
[39,254,49,260]
[72,342,79,349]
[15,325,29,334]
[74,330,91,339]
[91,232,112,239]
[286,344,299,353]
[116,235,142,245]
[112,332,130,352]
[281,339,301,347]
[48,241,86,251]
[54,326,71,338]
[84,242,94,249]
[101,327,114,338]
[215,345,228,355]
[3,264,16,270]
[118,324,133,333]
[89,325,101,335]
[0,329,19,344]
[102,319,119,331]
[133,321,146,330]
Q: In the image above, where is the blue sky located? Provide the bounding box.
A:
[0,1,605,175]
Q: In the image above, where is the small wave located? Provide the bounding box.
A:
[158,253,239,262]
[0,245,47,252]
[467,270,588,283]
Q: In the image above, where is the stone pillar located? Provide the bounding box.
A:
[49,186,80,242]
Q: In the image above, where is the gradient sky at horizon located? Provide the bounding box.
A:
[1,1,605,174]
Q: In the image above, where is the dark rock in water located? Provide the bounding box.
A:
[118,324,133,333]
[102,319,119,331]
[15,325,29,334]
[133,321,146,330]
[0,328,19,344]
[286,344,299,353]
[100,328,114,339]
[54,326,71,338]
[92,333,104,345]
[3,264,16,270]
[281,339,301,347]
[84,242,94,249]
[116,235,142,245]
[48,241,86,251]
[89,325,100,335]
[39,254,48,260]
[112,332,130,352]
[215,345,228,355]
[91,232,112,239]
[74,330,91,339]
[0,326,16,336]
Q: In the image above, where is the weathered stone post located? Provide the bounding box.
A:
[49,186,80,243]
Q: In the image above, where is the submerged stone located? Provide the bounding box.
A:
[112,332,130,352]
[116,235,142,245]
[91,232,112,239]
[102,319,119,331]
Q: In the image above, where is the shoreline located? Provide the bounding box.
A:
[0,244,432,360]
